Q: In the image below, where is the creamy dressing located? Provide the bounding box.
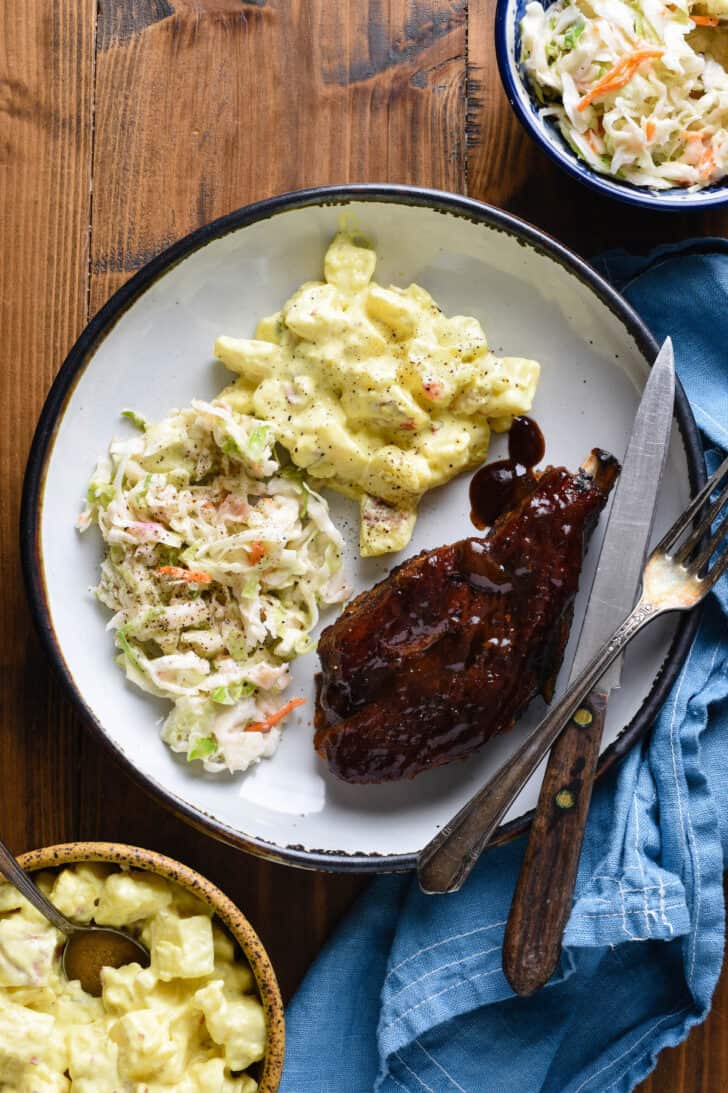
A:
[216,231,541,556]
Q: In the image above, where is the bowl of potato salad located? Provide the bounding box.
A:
[23,184,698,869]
[1,842,284,1091]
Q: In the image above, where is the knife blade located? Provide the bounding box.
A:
[502,337,676,996]
[569,336,676,688]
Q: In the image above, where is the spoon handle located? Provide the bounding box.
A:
[0,838,76,936]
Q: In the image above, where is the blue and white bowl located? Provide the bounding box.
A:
[495,0,728,211]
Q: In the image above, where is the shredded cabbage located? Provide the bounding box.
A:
[79,400,350,774]
[520,0,728,189]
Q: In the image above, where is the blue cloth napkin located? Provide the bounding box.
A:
[280,241,728,1093]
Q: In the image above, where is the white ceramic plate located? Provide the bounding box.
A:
[22,186,703,871]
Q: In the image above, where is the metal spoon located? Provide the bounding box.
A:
[0,839,149,996]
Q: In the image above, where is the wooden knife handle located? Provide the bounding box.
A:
[502,689,608,996]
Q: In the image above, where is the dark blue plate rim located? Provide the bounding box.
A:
[20,184,705,872]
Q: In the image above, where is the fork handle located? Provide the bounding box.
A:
[502,688,608,995]
[417,597,658,895]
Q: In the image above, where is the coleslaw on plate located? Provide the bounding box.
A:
[78,399,349,774]
[520,0,728,189]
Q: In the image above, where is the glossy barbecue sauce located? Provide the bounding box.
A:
[469,416,545,529]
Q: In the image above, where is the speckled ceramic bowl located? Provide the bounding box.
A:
[16,841,285,1091]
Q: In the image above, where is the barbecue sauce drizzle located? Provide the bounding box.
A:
[470,416,545,529]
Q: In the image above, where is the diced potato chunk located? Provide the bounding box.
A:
[150,911,215,981]
[415,419,490,479]
[101,962,148,1015]
[214,337,280,382]
[362,445,431,502]
[111,1008,177,1081]
[220,958,256,998]
[340,382,429,433]
[52,979,104,1026]
[95,871,173,928]
[366,284,420,338]
[218,380,256,414]
[195,979,266,1072]
[403,338,465,407]
[324,231,376,292]
[482,356,540,419]
[283,284,341,340]
[288,414,370,484]
[437,314,488,359]
[67,1019,121,1086]
[359,495,417,557]
[254,312,282,344]
[49,863,110,925]
[0,917,57,988]
[0,1000,55,1085]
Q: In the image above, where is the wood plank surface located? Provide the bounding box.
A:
[0,2,95,852]
[0,0,726,1087]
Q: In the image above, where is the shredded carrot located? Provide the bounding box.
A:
[585,129,600,153]
[577,50,663,112]
[244,697,306,733]
[699,145,716,179]
[645,120,656,141]
[682,128,711,141]
[155,565,211,584]
[246,540,267,564]
[692,14,719,25]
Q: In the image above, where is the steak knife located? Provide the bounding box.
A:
[502,336,676,995]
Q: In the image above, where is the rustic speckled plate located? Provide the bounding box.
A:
[21,185,704,871]
[17,841,284,1091]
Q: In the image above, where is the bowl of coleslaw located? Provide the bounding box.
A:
[495,0,728,208]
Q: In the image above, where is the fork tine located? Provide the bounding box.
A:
[701,542,728,592]
[675,477,728,564]
[691,508,728,575]
[653,452,728,558]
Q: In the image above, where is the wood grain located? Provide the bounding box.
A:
[0,3,95,851]
[89,0,467,310]
[3,0,728,1084]
[503,691,609,997]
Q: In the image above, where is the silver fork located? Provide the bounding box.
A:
[418,452,728,895]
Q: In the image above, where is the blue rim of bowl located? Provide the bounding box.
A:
[20,183,705,872]
[494,0,728,211]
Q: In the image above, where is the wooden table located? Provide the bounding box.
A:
[1,3,726,1089]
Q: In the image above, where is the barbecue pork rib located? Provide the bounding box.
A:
[314,449,620,784]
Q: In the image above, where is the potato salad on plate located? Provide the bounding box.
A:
[216,230,541,556]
